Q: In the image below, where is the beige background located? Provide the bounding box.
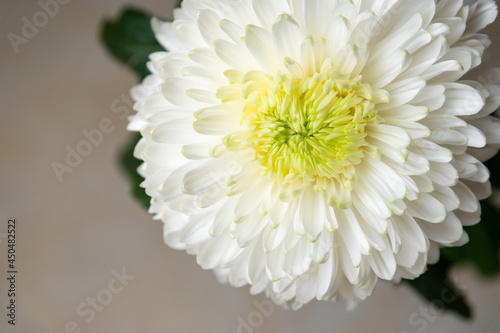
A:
[1,1,500,332]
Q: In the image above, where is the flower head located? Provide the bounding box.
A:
[130,0,500,307]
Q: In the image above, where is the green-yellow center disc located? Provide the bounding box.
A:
[245,70,379,185]
[217,65,389,195]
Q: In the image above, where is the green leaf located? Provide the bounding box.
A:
[119,133,150,209]
[485,155,500,188]
[403,257,472,319]
[101,7,164,207]
[101,7,165,80]
[404,198,500,319]
[441,200,500,277]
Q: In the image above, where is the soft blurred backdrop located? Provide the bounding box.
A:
[1,1,500,332]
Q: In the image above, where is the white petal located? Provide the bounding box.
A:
[173,20,206,49]
[272,14,303,62]
[440,83,485,116]
[245,25,282,74]
[382,78,427,109]
[139,143,184,169]
[393,214,428,253]
[410,139,453,163]
[197,9,226,45]
[311,231,332,263]
[179,213,213,246]
[231,211,267,247]
[315,257,335,299]
[182,157,230,194]
[465,0,498,33]
[338,209,370,266]
[421,59,464,82]
[359,157,406,202]
[453,181,479,213]
[214,39,256,71]
[470,117,500,145]
[431,129,467,146]
[432,185,460,211]
[410,85,446,111]
[283,238,312,278]
[455,208,481,226]
[367,124,411,147]
[299,186,326,242]
[394,243,419,269]
[265,248,287,281]
[421,114,467,130]
[353,181,392,220]
[370,12,423,61]
[304,0,337,37]
[406,193,447,223]
[262,224,287,253]
[368,246,396,280]
[252,0,290,28]
[194,113,241,136]
[439,17,466,45]
[198,231,243,269]
[380,105,429,122]
[399,35,449,80]
[457,125,486,148]
[384,118,430,140]
[234,179,268,218]
[427,161,459,186]
[325,16,350,56]
[418,213,463,244]
[352,198,389,233]
[151,118,205,144]
[435,0,463,20]
[152,19,184,51]
[363,49,412,89]
[339,239,361,284]
[220,18,245,44]
[160,78,209,108]
[188,47,225,68]
[210,199,235,237]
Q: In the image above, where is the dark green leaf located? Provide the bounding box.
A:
[101,8,166,207]
[485,154,500,188]
[441,199,500,277]
[119,133,150,209]
[405,198,500,319]
[101,7,166,80]
[403,257,472,319]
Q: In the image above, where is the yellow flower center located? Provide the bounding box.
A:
[218,65,389,195]
[248,70,378,183]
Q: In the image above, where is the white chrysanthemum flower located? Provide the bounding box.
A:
[129,0,500,307]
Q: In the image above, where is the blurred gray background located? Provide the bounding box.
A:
[1,1,500,332]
